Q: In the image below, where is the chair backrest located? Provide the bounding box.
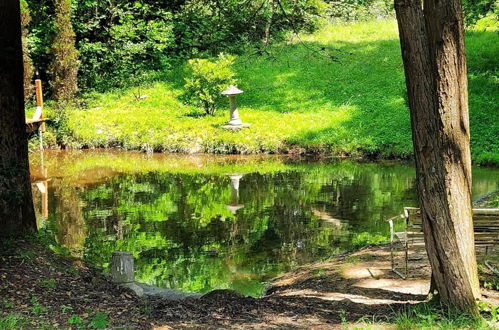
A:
[404,207,499,234]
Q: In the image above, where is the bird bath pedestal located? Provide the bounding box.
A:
[226,174,244,214]
[111,251,135,284]
[221,85,250,130]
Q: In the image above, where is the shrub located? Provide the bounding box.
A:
[351,232,388,248]
[463,0,498,26]
[76,2,175,91]
[67,314,83,327]
[184,54,237,116]
[26,0,325,93]
[0,315,29,329]
[173,0,326,57]
[325,0,394,22]
[88,312,109,329]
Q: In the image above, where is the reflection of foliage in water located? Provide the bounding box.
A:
[73,161,416,296]
[45,180,87,258]
[35,152,499,295]
[31,151,499,296]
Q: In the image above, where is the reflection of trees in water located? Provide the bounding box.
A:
[51,179,86,258]
[315,166,417,233]
[32,187,42,225]
[72,163,417,295]
[33,159,426,294]
[32,154,499,294]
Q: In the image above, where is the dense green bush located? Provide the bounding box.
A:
[75,1,175,91]
[23,0,494,95]
[173,0,326,57]
[25,0,325,93]
[463,0,498,26]
[325,0,393,22]
[184,54,237,115]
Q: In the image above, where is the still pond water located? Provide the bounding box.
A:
[29,150,499,296]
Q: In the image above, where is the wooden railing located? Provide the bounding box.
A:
[387,207,499,278]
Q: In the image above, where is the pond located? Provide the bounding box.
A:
[29,150,499,296]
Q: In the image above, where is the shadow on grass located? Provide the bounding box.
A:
[221,28,497,161]
[232,36,411,157]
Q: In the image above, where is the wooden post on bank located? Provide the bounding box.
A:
[34,79,45,150]
[35,79,44,109]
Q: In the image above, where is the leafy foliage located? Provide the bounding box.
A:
[395,300,494,329]
[88,312,109,329]
[351,232,388,248]
[67,314,83,327]
[20,0,34,99]
[184,54,237,115]
[30,296,48,315]
[48,0,79,101]
[25,0,325,92]
[0,315,29,329]
[463,0,498,26]
[37,279,57,290]
[23,0,493,94]
[75,1,175,91]
[325,0,394,22]
[173,0,326,57]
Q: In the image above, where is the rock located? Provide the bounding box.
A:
[201,289,245,300]
[122,282,144,297]
[136,282,202,301]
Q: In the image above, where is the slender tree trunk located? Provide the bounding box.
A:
[264,0,274,46]
[395,0,480,317]
[0,0,37,236]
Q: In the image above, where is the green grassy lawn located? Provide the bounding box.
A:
[44,20,498,165]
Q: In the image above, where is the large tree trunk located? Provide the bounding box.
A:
[395,0,480,318]
[0,0,37,236]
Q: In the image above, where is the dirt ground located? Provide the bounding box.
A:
[1,239,498,329]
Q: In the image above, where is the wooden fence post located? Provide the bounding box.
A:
[35,79,43,108]
[34,79,45,150]
[34,79,45,132]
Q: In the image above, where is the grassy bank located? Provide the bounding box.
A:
[41,20,499,165]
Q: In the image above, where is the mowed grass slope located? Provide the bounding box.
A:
[53,20,499,164]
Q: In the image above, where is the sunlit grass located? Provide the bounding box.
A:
[43,20,498,164]
[394,300,498,330]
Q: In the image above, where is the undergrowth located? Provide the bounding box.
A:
[394,300,498,329]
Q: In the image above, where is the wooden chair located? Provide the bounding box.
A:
[388,207,499,278]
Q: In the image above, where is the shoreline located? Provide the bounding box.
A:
[2,238,497,329]
[29,146,499,169]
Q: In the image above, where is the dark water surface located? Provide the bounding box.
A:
[29,150,499,296]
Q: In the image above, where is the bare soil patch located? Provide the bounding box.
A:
[1,240,497,329]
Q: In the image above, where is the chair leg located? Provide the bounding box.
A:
[405,220,408,278]
[389,219,394,271]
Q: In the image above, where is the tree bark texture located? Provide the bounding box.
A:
[0,0,37,236]
[395,0,480,317]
